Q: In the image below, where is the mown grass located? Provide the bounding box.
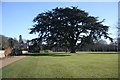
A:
[2,52,118,78]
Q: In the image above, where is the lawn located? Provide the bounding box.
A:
[2,52,118,78]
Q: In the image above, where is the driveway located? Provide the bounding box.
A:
[0,56,26,68]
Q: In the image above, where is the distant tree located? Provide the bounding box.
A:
[8,38,19,48]
[117,38,120,51]
[117,18,120,51]
[13,38,19,48]
[8,38,14,48]
[97,39,107,51]
[30,7,113,53]
[118,2,120,51]
[0,35,9,49]
[0,35,19,49]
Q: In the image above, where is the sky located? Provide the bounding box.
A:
[1,2,118,43]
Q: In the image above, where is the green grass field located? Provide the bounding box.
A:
[2,52,118,78]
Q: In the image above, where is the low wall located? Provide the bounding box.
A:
[22,51,28,54]
[0,50,28,58]
[0,50,5,58]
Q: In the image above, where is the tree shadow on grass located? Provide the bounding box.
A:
[86,52,119,54]
[19,53,71,57]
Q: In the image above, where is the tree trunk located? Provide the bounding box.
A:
[70,46,76,53]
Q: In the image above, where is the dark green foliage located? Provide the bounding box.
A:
[28,38,41,53]
[11,48,22,56]
[30,7,112,53]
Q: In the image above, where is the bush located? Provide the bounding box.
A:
[39,50,52,54]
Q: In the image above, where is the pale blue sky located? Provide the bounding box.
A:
[2,2,118,42]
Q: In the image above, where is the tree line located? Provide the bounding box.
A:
[0,35,28,50]
[0,35,18,50]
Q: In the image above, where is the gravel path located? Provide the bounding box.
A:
[0,56,26,68]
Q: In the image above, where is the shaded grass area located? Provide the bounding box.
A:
[2,52,118,78]
[21,53,71,57]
